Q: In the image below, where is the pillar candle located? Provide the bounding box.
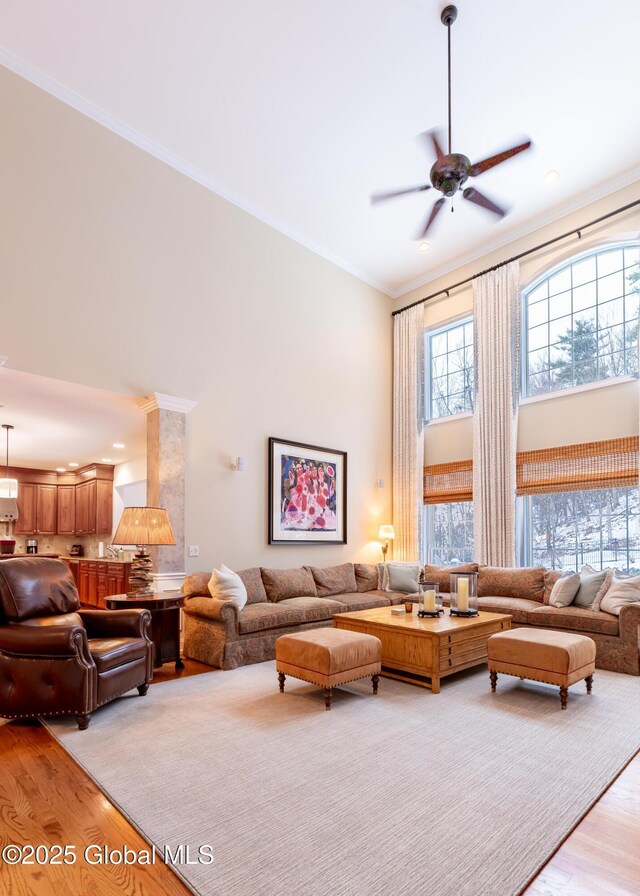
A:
[457,577,469,612]
[424,589,436,612]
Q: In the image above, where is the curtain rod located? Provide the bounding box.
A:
[392,197,640,317]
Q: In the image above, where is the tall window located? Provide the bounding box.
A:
[424,502,474,564]
[523,243,640,397]
[523,488,640,575]
[426,317,474,419]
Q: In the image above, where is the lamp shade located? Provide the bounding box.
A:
[378,524,395,540]
[113,507,175,546]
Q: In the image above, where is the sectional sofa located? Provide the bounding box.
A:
[181,562,640,675]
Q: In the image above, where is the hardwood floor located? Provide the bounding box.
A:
[1,660,639,896]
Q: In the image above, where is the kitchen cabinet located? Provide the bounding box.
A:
[57,485,76,535]
[15,484,58,535]
[75,479,113,536]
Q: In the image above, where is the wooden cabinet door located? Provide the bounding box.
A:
[87,564,98,605]
[37,485,57,535]
[75,481,96,535]
[106,564,126,596]
[78,562,90,602]
[57,485,76,535]
[96,480,113,535]
[15,484,37,535]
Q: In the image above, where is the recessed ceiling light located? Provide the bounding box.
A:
[56,467,66,473]
[68,462,79,468]
[545,169,560,183]
[418,242,431,253]
[101,458,113,463]
[112,442,125,449]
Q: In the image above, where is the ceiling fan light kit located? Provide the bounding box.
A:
[372,4,532,241]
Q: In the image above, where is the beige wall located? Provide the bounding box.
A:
[0,67,392,572]
[405,184,640,464]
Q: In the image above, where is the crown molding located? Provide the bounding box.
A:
[0,49,392,299]
[140,393,198,415]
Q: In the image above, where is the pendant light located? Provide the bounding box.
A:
[0,424,19,521]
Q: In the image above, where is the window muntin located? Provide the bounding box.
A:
[523,244,640,397]
[424,501,474,564]
[426,318,474,419]
[523,487,640,575]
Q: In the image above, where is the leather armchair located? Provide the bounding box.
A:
[0,557,153,729]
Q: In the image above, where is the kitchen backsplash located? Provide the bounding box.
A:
[9,534,134,560]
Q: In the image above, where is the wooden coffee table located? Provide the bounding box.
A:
[334,606,511,693]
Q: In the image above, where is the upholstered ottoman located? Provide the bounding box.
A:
[275,628,382,710]
[488,628,596,709]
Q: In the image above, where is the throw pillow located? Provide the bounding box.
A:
[600,575,640,616]
[385,563,421,594]
[573,565,613,610]
[260,566,317,602]
[308,563,356,597]
[478,565,545,601]
[423,563,478,594]
[208,564,248,610]
[548,572,581,608]
[354,563,379,593]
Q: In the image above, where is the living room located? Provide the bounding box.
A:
[1,3,639,895]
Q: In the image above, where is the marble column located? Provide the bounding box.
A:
[141,393,197,586]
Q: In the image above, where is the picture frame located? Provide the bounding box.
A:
[268,437,347,545]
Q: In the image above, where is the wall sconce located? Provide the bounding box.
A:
[378,524,395,561]
[233,456,245,471]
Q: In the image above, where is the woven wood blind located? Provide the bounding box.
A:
[423,460,473,504]
[516,437,639,496]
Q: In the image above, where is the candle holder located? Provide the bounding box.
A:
[418,581,444,618]
[449,571,479,617]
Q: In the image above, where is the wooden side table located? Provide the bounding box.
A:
[106,593,185,670]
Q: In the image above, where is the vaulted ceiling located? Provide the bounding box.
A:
[0,0,639,297]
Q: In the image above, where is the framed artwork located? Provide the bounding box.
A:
[268,437,347,545]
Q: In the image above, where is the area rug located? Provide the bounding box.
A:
[46,662,640,896]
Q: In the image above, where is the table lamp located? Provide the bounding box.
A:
[112,506,175,597]
[378,524,395,561]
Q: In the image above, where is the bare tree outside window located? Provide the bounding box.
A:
[424,502,474,564]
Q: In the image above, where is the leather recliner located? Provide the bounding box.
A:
[0,557,154,729]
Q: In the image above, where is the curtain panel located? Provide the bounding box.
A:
[392,304,425,561]
[472,261,520,567]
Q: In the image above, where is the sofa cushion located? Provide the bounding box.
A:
[527,605,619,636]
[548,572,581,608]
[260,567,317,602]
[237,567,269,605]
[354,563,379,593]
[477,596,543,624]
[278,596,346,623]
[600,575,640,616]
[307,563,356,597]
[543,570,563,604]
[88,637,148,672]
[237,602,306,635]
[573,565,613,610]
[329,592,392,611]
[423,563,478,593]
[478,566,545,601]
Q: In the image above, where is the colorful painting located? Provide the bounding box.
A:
[269,438,347,545]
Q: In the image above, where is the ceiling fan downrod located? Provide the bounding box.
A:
[441,5,457,156]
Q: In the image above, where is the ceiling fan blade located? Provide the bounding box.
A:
[370,184,431,204]
[468,140,532,177]
[420,129,445,161]
[463,187,506,218]
[416,197,446,239]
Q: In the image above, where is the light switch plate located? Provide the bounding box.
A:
[188,545,199,557]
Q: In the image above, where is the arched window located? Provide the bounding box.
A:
[522,243,640,397]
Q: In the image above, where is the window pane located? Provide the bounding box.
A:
[528,282,548,304]
[431,332,447,357]
[626,293,640,320]
[598,270,624,303]
[528,322,548,351]
[624,248,640,267]
[549,267,571,296]
[426,501,474,565]
[572,280,597,311]
[598,297,625,328]
[528,348,548,375]
[528,487,640,575]
[528,370,550,395]
[597,250,623,277]
[549,289,572,320]
[572,256,596,287]
[527,299,548,328]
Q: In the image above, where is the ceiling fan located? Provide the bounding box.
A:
[371,5,532,240]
